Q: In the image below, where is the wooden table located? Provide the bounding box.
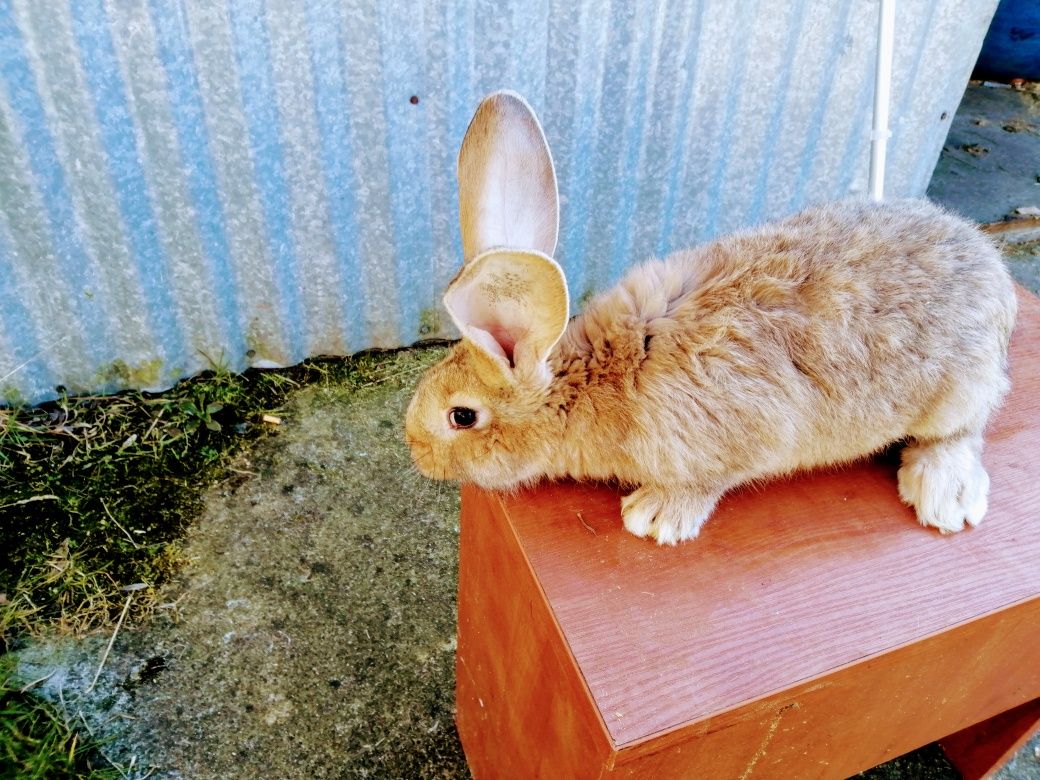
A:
[455,288,1040,779]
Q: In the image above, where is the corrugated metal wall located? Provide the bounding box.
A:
[0,0,998,405]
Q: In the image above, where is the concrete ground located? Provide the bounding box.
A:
[12,82,1040,779]
[928,81,1040,225]
[15,348,471,778]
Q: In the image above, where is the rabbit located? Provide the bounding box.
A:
[405,90,1018,545]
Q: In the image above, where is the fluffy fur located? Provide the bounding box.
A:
[406,92,1017,545]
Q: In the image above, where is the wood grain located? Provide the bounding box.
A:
[487,286,1040,746]
[606,598,1040,778]
[455,486,613,779]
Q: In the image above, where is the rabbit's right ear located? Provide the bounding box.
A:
[458,91,559,262]
[443,249,568,385]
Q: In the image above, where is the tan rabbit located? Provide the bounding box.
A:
[405,91,1018,545]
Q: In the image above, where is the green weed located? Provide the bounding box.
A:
[0,659,120,779]
[0,351,423,644]
[0,349,440,780]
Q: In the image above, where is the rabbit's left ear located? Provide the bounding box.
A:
[444,249,569,382]
[457,91,559,263]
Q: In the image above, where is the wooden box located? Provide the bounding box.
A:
[455,289,1040,779]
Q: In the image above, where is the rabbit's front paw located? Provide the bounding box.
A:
[898,436,989,534]
[621,486,720,545]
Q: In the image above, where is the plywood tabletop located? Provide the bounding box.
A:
[489,287,1040,746]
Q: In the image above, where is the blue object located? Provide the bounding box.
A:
[975,0,1040,80]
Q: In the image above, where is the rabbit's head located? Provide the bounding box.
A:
[405,92,570,489]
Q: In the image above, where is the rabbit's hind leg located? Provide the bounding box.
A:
[897,432,989,534]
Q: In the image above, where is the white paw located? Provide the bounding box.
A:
[620,487,719,545]
[898,438,989,534]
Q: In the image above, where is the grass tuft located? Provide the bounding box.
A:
[0,349,441,779]
[0,659,120,779]
[0,351,425,646]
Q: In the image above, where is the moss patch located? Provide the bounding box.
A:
[0,352,433,644]
[418,307,443,337]
[94,358,164,388]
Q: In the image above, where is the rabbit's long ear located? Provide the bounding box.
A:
[444,249,568,383]
[458,91,559,263]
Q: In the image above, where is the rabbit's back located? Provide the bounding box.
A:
[669,199,1015,377]
[564,199,1016,481]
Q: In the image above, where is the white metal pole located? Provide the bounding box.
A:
[869,0,895,201]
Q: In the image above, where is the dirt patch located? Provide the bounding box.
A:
[15,347,469,779]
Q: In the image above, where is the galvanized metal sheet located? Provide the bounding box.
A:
[0,0,998,405]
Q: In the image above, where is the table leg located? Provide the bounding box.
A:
[940,697,1040,780]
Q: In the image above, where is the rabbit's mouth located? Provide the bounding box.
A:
[407,439,450,480]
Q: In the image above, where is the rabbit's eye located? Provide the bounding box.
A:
[448,407,478,429]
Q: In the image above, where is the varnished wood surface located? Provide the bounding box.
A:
[457,495,1040,779]
[488,287,1040,746]
[610,599,1040,778]
[455,488,613,778]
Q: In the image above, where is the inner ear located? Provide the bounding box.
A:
[442,267,534,369]
[443,250,569,378]
[466,323,521,367]
[487,325,519,366]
